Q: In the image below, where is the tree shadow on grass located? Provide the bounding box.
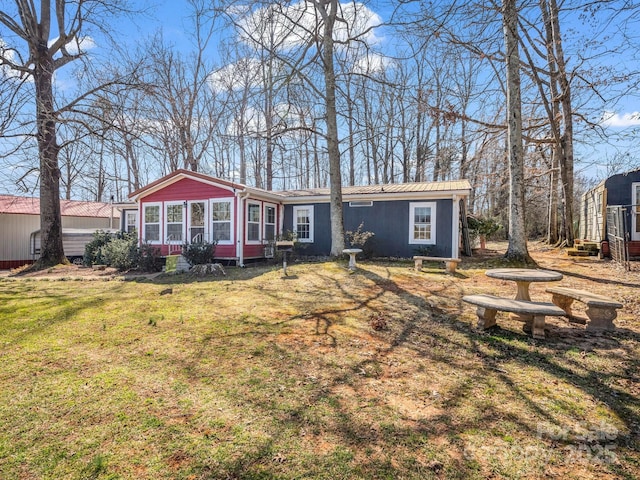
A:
[346,266,638,476]
[145,262,639,479]
[543,266,640,289]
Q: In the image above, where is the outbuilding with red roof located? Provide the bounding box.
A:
[0,195,121,269]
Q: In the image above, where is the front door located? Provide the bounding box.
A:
[633,183,640,241]
[188,201,207,243]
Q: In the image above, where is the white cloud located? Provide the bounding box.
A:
[600,111,640,128]
[226,106,263,137]
[208,58,263,93]
[48,35,97,55]
[352,53,393,75]
[237,1,383,52]
[225,102,305,137]
[0,39,29,80]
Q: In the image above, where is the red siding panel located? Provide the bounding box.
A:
[243,244,265,258]
[215,245,237,258]
[143,178,234,202]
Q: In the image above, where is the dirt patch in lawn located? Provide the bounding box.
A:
[3,263,149,280]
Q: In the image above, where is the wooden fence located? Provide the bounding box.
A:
[606,206,630,271]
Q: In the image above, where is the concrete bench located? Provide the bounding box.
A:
[414,256,461,274]
[462,294,566,340]
[545,286,622,331]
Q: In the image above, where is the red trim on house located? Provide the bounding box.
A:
[0,260,34,270]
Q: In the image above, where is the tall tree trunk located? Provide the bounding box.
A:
[35,45,65,266]
[547,146,560,244]
[502,0,533,263]
[548,0,574,246]
[347,81,356,186]
[320,0,345,255]
[539,0,562,245]
[264,57,274,190]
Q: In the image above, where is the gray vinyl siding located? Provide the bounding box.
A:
[580,169,640,241]
[284,199,454,258]
[0,213,116,266]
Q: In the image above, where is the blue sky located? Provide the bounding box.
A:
[1,0,639,196]
[118,0,640,178]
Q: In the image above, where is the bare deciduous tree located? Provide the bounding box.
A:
[0,0,137,266]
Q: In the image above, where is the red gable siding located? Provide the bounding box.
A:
[142,178,235,202]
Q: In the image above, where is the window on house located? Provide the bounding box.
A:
[211,199,233,244]
[143,204,161,243]
[189,201,206,243]
[125,211,137,233]
[293,205,314,242]
[409,202,436,244]
[247,202,261,242]
[349,201,373,207]
[264,205,276,241]
[166,203,184,243]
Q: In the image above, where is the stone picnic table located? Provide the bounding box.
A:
[483,267,565,331]
[485,268,563,301]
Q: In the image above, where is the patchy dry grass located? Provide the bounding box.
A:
[0,244,639,479]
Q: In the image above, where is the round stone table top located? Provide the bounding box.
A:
[485,268,563,283]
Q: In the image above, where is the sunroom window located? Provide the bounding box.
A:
[247,202,261,243]
[264,205,276,241]
[166,203,184,243]
[211,199,233,245]
[143,204,161,243]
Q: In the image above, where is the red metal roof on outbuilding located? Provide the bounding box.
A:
[0,195,113,218]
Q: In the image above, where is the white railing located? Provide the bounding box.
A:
[166,235,181,255]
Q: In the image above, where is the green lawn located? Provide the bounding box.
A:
[0,260,638,479]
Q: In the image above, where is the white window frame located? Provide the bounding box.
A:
[142,202,162,245]
[633,182,640,241]
[349,201,373,207]
[125,211,138,234]
[263,203,277,242]
[409,202,436,245]
[246,201,262,244]
[165,201,185,244]
[187,200,208,244]
[293,205,314,243]
[210,198,234,246]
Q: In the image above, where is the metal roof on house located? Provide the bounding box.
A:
[276,180,472,197]
[127,169,471,202]
[0,195,114,218]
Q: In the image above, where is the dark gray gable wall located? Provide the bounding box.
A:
[283,199,454,258]
[604,170,640,206]
[604,170,640,234]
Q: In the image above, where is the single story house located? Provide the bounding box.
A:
[128,170,472,265]
[0,195,121,269]
[579,168,640,257]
